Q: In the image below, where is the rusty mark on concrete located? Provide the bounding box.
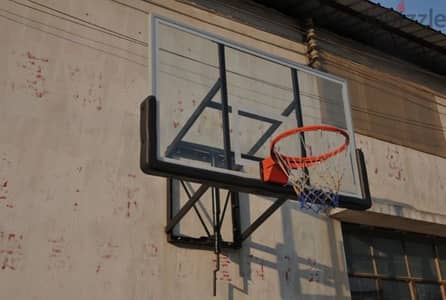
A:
[69,67,104,111]
[385,146,406,182]
[95,240,119,272]
[47,236,71,271]
[0,178,12,208]
[0,232,24,271]
[14,51,50,98]
[27,51,48,62]
[143,243,159,258]
[125,188,139,218]
[255,263,265,280]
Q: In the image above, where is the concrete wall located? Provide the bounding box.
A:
[1,0,445,300]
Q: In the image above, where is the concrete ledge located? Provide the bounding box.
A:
[331,199,446,237]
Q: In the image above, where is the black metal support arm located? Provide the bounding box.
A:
[165,184,210,233]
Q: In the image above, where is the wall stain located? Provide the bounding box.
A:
[13,51,49,98]
[95,241,119,274]
[48,236,71,271]
[214,254,232,282]
[112,180,140,218]
[0,178,14,209]
[0,232,23,271]
[126,188,139,218]
[68,66,103,111]
[279,255,292,284]
[143,242,160,277]
[385,146,406,182]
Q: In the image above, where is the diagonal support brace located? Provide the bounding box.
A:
[166,184,210,233]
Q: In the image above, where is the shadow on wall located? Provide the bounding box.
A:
[168,180,351,299]
[224,194,350,300]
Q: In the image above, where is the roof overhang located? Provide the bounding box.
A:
[255,0,446,76]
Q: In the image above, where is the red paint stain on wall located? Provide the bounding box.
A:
[386,147,406,181]
[95,241,119,273]
[69,67,103,111]
[215,254,232,282]
[0,179,14,209]
[15,51,50,98]
[126,188,139,218]
[27,51,48,62]
[143,243,159,258]
[47,236,71,271]
[0,232,24,271]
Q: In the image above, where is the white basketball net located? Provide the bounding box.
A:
[272,130,349,213]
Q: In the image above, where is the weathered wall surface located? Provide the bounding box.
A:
[1,0,446,300]
[321,49,446,158]
[0,1,350,299]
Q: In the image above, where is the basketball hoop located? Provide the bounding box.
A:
[261,125,350,213]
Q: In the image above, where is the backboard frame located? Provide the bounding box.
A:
[141,15,370,210]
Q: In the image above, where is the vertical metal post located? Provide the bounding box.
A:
[215,45,229,294]
[230,192,242,248]
[218,44,232,170]
[212,187,221,297]
[166,177,174,243]
[218,43,242,248]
